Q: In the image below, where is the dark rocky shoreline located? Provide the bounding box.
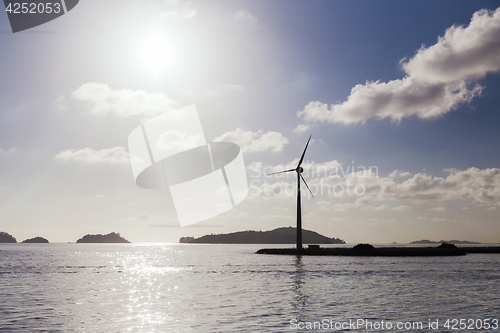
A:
[257,244,500,256]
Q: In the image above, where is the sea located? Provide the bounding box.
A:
[0,243,499,332]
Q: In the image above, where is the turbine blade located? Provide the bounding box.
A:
[297,135,312,168]
[300,174,314,198]
[267,168,296,176]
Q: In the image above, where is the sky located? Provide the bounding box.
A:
[1,0,500,243]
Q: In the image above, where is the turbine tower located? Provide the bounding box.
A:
[268,135,314,251]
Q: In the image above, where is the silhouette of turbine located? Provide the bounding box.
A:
[268,135,314,250]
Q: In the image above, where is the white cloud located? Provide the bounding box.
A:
[315,196,386,211]
[368,204,388,211]
[353,195,372,207]
[294,124,311,133]
[71,83,177,118]
[65,194,109,203]
[205,84,244,97]
[160,0,197,19]
[313,166,500,205]
[55,147,129,164]
[156,130,204,156]
[314,166,500,207]
[261,160,500,207]
[298,8,500,125]
[248,180,297,200]
[388,169,412,178]
[232,10,257,27]
[392,205,411,211]
[317,200,332,211]
[161,8,197,19]
[249,160,500,210]
[54,95,67,110]
[214,128,289,153]
[246,161,263,175]
[429,207,446,212]
[416,216,455,222]
[383,168,500,203]
[0,148,17,154]
[317,201,348,212]
[430,217,455,222]
[403,9,500,83]
[299,81,480,124]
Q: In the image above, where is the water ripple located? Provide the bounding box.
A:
[0,244,498,332]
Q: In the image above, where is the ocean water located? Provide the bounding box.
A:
[0,244,499,332]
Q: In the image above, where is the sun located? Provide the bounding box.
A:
[141,34,171,73]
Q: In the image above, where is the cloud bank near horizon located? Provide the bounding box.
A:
[299,8,500,125]
[55,147,129,164]
[251,161,500,209]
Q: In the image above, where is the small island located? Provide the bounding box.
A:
[76,232,130,243]
[0,231,17,243]
[180,227,345,244]
[22,237,49,243]
[411,239,481,245]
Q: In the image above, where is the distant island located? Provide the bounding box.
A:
[22,237,49,243]
[411,239,481,245]
[0,232,17,243]
[180,227,345,244]
[76,232,131,243]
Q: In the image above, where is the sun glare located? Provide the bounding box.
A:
[141,34,171,73]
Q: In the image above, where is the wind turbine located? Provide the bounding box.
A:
[268,135,314,251]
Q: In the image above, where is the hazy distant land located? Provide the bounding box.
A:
[1,230,488,245]
[22,237,49,243]
[180,227,345,244]
[411,239,481,245]
[76,232,131,243]
[0,232,17,243]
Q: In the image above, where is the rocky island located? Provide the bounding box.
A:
[411,239,481,244]
[22,237,49,243]
[76,232,130,243]
[180,227,345,244]
[0,231,17,243]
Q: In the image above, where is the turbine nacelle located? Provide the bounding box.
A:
[266,135,313,198]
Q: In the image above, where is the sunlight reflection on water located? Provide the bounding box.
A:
[0,244,499,332]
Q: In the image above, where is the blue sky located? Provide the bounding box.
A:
[1,0,500,243]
